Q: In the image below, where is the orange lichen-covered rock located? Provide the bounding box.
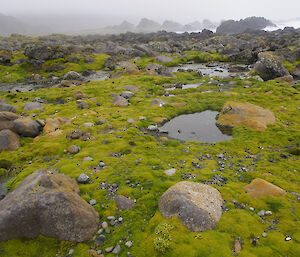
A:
[216,101,275,131]
[244,178,286,198]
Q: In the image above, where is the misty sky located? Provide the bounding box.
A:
[1,0,300,24]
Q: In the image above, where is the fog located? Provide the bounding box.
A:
[1,0,300,35]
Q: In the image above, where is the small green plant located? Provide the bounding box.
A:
[153,222,175,253]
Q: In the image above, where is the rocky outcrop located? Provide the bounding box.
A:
[254,52,290,81]
[0,170,99,242]
[244,178,286,198]
[158,181,223,232]
[216,16,274,34]
[216,101,276,131]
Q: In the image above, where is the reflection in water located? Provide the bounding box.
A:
[159,111,232,143]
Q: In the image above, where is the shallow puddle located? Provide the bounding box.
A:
[158,111,232,143]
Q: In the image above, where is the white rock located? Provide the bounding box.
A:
[164,168,176,176]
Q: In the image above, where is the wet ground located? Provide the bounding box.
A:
[171,62,251,78]
[158,110,232,143]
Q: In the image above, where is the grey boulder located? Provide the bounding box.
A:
[158,181,223,232]
[0,170,99,242]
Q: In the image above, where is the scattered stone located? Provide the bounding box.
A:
[115,195,135,210]
[234,238,242,253]
[125,241,133,248]
[63,71,84,81]
[24,102,44,112]
[77,100,89,110]
[66,130,92,141]
[95,234,106,246]
[159,181,223,231]
[121,91,135,99]
[164,168,176,176]
[105,246,114,253]
[73,91,88,99]
[257,210,265,217]
[285,236,292,241]
[67,145,81,154]
[0,170,99,242]
[118,85,139,92]
[244,178,286,198]
[112,96,129,107]
[147,125,158,131]
[77,174,90,184]
[127,118,135,123]
[101,221,108,229]
[89,199,97,205]
[83,122,94,127]
[69,249,75,255]
[151,98,166,107]
[112,244,122,254]
[83,157,93,161]
[262,233,267,238]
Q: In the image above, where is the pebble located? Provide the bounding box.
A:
[285,236,292,241]
[101,221,108,229]
[112,244,122,254]
[147,125,158,131]
[77,174,90,184]
[107,216,116,220]
[83,156,93,161]
[83,122,94,127]
[164,168,176,176]
[125,241,133,248]
[249,207,255,211]
[89,199,97,205]
[262,233,267,238]
[265,211,273,216]
[105,246,114,253]
[257,210,265,217]
[97,228,103,234]
[95,234,106,246]
[68,249,75,255]
[105,228,111,234]
[127,118,135,123]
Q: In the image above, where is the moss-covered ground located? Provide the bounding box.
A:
[0,53,299,257]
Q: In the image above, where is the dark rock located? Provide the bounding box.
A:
[115,195,135,210]
[254,52,290,81]
[0,170,98,242]
[66,130,92,141]
[13,117,41,137]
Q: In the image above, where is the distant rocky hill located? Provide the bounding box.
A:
[216,16,275,34]
[70,18,219,35]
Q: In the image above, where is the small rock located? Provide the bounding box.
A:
[249,207,255,211]
[68,249,75,255]
[112,244,121,254]
[127,118,135,123]
[257,210,265,217]
[101,221,108,229]
[95,234,106,245]
[285,236,292,241]
[107,216,115,221]
[24,102,44,111]
[89,199,97,205]
[67,145,81,154]
[83,157,93,161]
[147,125,158,131]
[83,122,94,127]
[121,91,135,99]
[105,246,114,253]
[265,211,272,216]
[125,241,133,248]
[77,174,89,184]
[164,168,176,176]
[262,233,267,238]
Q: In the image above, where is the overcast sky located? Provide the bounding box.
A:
[1,0,300,24]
